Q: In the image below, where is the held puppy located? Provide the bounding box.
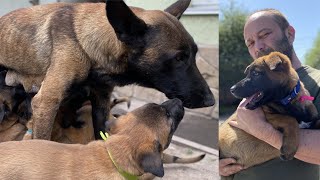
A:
[219,52,319,174]
[0,0,214,140]
[0,99,184,179]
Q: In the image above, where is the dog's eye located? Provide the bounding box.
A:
[174,52,188,62]
[175,54,183,62]
[252,70,260,76]
[166,111,171,118]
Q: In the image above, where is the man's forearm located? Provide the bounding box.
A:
[258,127,320,165]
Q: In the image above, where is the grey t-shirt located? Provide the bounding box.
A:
[233,65,320,180]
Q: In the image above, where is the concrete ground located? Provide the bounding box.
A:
[156,143,219,180]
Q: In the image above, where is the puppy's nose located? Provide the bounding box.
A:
[230,85,236,94]
[162,98,184,121]
[162,98,183,110]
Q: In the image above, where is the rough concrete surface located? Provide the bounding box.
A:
[156,143,219,180]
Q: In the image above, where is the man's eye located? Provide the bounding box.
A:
[247,42,253,48]
[261,32,271,39]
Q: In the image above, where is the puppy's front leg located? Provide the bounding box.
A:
[266,114,299,160]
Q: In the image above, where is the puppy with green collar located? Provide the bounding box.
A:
[0,99,184,179]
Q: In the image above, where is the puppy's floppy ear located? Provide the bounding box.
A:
[106,0,147,46]
[139,152,164,177]
[265,52,290,71]
[138,141,164,177]
[165,0,191,19]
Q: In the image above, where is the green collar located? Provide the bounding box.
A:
[100,131,139,180]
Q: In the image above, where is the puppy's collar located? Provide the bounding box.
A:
[100,131,139,180]
[280,80,314,105]
[280,80,301,105]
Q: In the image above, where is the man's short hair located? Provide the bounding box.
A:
[248,9,289,32]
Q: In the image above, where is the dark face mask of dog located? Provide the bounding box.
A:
[105,0,214,109]
[107,98,184,177]
[230,52,295,110]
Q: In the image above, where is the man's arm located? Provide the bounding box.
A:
[229,98,320,165]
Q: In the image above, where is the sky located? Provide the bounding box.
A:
[220,0,320,64]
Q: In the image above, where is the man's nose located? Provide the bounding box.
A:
[254,40,265,55]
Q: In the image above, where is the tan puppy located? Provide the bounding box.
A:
[0,0,214,141]
[219,52,319,173]
[0,99,184,179]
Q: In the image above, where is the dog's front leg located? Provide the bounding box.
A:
[90,85,114,139]
[30,56,89,140]
[266,114,299,160]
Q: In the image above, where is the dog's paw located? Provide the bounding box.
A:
[280,145,297,161]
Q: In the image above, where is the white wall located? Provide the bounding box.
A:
[0,0,31,16]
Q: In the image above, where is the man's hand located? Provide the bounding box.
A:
[219,158,244,176]
[228,98,272,139]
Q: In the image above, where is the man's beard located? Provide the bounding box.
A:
[257,33,293,59]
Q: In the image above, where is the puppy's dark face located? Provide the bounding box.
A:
[106,0,214,109]
[108,98,184,177]
[0,85,28,123]
[230,52,298,109]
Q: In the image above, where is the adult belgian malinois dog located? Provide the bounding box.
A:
[0,0,214,140]
[219,52,319,178]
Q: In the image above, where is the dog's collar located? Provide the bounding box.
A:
[100,131,139,180]
[280,80,301,105]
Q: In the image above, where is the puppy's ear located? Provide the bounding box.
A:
[106,0,147,46]
[139,152,164,177]
[138,141,164,177]
[265,52,290,71]
[244,64,252,74]
[165,0,191,19]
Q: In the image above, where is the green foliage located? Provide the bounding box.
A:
[305,30,320,69]
[219,2,252,107]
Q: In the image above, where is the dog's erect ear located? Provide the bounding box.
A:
[139,152,164,177]
[106,0,147,45]
[164,0,191,19]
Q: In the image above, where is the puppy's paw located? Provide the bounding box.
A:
[280,145,297,161]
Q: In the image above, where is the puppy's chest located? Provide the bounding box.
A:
[263,103,307,123]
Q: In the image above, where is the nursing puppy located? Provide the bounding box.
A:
[0,99,184,179]
[0,0,214,140]
[219,52,319,175]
